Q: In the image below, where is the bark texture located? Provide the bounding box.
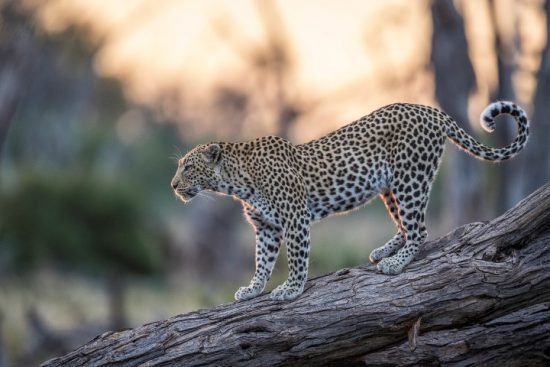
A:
[42,183,550,367]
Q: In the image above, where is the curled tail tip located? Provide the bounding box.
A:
[480,115,496,133]
[480,100,521,133]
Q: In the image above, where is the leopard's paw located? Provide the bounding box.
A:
[269,282,303,301]
[369,246,392,264]
[377,257,406,275]
[234,284,263,301]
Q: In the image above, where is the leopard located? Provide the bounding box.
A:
[171,101,529,301]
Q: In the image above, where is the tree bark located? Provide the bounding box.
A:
[42,183,550,366]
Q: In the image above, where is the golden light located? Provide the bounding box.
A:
[23,0,545,140]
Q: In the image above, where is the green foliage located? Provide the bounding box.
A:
[0,170,165,276]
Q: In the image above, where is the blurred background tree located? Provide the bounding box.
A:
[0,0,548,366]
[431,0,481,225]
[0,170,167,363]
[0,171,165,327]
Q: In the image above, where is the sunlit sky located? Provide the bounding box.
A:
[25,0,546,140]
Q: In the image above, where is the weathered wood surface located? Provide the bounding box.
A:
[42,183,550,367]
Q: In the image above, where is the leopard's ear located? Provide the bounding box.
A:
[201,144,222,165]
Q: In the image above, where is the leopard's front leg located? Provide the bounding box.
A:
[270,214,311,301]
[235,207,283,301]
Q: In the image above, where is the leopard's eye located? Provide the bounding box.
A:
[183,163,193,172]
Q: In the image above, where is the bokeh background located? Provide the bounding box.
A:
[0,0,549,365]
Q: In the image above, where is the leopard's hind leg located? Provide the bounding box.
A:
[376,120,444,275]
[377,164,434,275]
[369,191,405,264]
[377,189,429,275]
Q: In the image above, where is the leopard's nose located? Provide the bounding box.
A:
[171,180,179,189]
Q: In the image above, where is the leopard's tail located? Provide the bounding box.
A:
[444,101,529,161]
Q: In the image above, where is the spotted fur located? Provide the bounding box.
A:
[171,101,529,301]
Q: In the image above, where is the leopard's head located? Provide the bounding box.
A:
[171,143,222,202]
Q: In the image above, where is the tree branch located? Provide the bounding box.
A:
[42,183,550,366]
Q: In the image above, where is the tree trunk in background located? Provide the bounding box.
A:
[431,0,482,226]
[0,1,36,159]
[489,0,524,214]
[255,0,299,140]
[107,274,127,331]
[519,0,550,195]
[0,313,5,367]
[41,183,550,367]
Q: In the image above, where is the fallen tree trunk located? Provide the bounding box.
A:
[43,184,550,367]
